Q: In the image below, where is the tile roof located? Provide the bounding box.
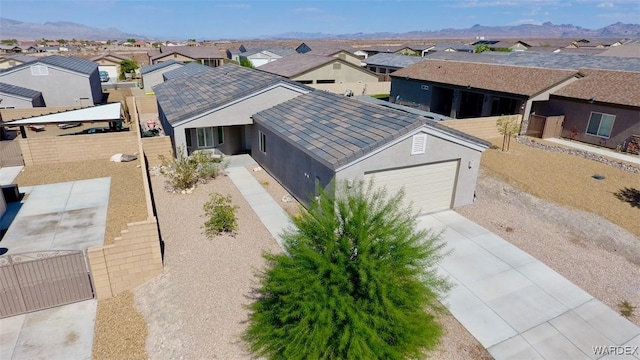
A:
[140,60,184,75]
[154,63,307,125]
[0,54,38,63]
[257,54,335,78]
[596,44,640,58]
[391,59,578,97]
[363,53,425,69]
[0,82,42,99]
[424,50,640,72]
[152,46,223,61]
[552,68,640,107]
[242,46,297,57]
[90,52,130,62]
[253,91,488,169]
[1,55,98,75]
[162,62,213,80]
[430,42,475,52]
[359,45,409,53]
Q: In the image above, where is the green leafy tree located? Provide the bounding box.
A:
[119,59,140,80]
[474,44,490,53]
[245,180,451,360]
[203,193,238,237]
[1,39,18,46]
[127,38,136,43]
[239,57,255,69]
[56,39,67,44]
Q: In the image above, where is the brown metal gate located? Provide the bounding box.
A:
[0,251,94,318]
[0,140,24,167]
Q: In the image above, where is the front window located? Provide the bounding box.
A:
[197,127,214,148]
[586,112,615,138]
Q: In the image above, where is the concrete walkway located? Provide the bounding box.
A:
[225,155,640,359]
[545,138,640,166]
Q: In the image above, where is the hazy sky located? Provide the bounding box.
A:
[1,0,638,39]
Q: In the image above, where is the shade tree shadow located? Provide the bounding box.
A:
[614,187,640,208]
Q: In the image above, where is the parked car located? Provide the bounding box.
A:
[99,71,110,82]
[58,123,82,129]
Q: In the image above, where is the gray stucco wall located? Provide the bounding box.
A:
[0,93,40,108]
[144,64,184,92]
[0,66,101,106]
[336,131,483,208]
[390,77,433,109]
[171,86,308,157]
[535,97,640,149]
[251,122,335,206]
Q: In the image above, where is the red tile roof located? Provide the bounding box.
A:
[552,68,640,107]
[391,59,578,97]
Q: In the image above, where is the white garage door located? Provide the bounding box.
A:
[364,160,459,214]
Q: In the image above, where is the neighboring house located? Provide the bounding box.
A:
[296,42,363,66]
[257,54,378,85]
[572,38,625,48]
[0,82,45,108]
[358,44,435,58]
[362,53,425,75]
[91,53,131,82]
[426,42,475,54]
[154,63,312,157]
[162,61,213,81]
[150,46,223,67]
[533,68,640,149]
[596,44,640,58]
[139,60,185,92]
[227,45,297,67]
[0,45,22,54]
[0,55,102,107]
[389,59,579,124]
[491,40,531,51]
[251,90,489,213]
[0,54,37,70]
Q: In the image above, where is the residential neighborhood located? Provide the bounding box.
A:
[1,8,640,360]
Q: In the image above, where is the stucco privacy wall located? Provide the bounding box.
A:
[19,131,138,165]
[336,130,483,208]
[88,96,163,299]
[440,115,522,141]
[135,95,159,114]
[311,82,391,96]
[127,95,173,166]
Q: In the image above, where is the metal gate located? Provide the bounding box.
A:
[0,251,94,318]
[0,140,24,167]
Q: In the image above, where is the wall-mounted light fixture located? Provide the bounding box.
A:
[468,160,475,169]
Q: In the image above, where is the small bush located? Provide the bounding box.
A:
[159,146,228,191]
[619,300,637,319]
[261,180,269,186]
[203,193,239,237]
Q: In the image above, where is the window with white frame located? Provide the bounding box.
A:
[196,127,214,148]
[586,112,615,138]
[259,131,267,153]
[217,127,224,144]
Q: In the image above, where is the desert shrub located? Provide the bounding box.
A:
[203,193,239,237]
[245,179,451,359]
[159,146,228,191]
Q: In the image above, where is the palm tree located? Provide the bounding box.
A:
[245,180,451,359]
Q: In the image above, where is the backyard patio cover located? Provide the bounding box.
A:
[5,103,122,125]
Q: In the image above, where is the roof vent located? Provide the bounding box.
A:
[411,134,427,155]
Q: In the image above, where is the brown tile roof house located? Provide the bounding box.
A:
[257,54,337,78]
[552,68,640,108]
[150,46,223,62]
[391,59,578,97]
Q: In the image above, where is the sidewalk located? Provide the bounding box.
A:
[544,138,640,166]
[225,154,640,359]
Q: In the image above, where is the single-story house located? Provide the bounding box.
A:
[227,45,297,67]
[149,46,224,67]
[533,68,640,149]
[0,82,45,108]
[91,52,131,81]
[251,90,490,213]
[358,44,435,58]
[154,63,312,157]
[363,53,425,75]
[0,55,103,107]
[389,59,580,129]
[162,61,213,81]
[426,42,475,54]
[139,60,185,92]
[296,42,363,66]
[0,54,37,70]
[257,54,379,85]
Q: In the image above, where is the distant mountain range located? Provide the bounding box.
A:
[1,18,639,41]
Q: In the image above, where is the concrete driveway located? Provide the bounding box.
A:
[419,211,640,359]
[0,300,97,360]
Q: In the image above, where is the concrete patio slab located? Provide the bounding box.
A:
[517,261,593,309]
[521,322,589,360]
[549,310,614,359]
[573,299,640,345]
[0,313,25,357]
[438,239,511,283]
[545,138,640,166]
[488,335,544,360]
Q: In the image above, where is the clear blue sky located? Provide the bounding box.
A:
[2,0,638,40]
